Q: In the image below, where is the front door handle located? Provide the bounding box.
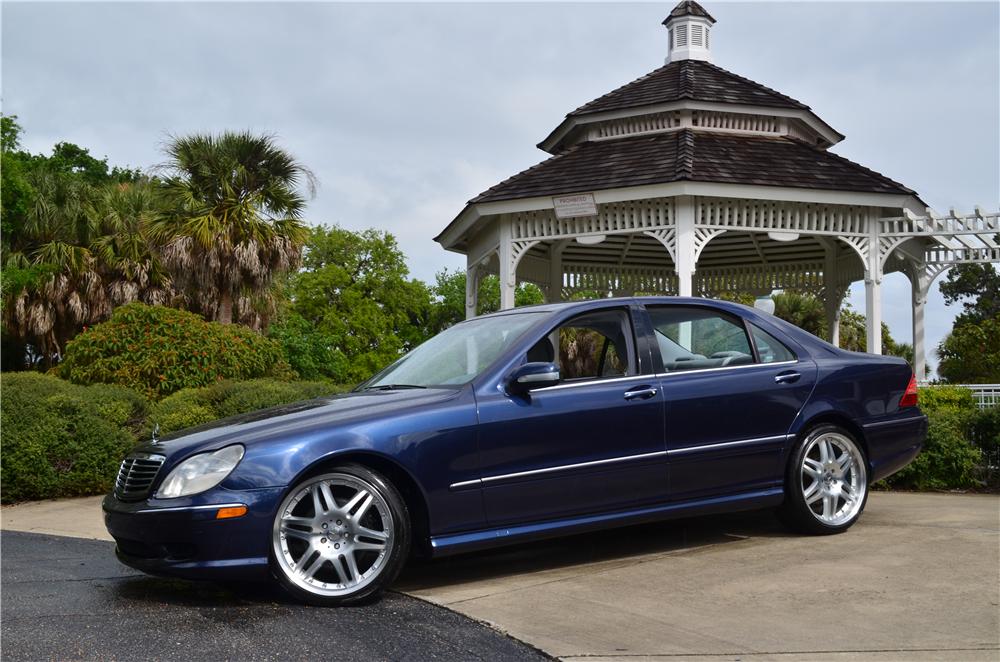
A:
[624,386,658,401]
[774,371,801,384]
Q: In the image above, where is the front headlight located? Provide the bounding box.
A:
[156,445,245,499]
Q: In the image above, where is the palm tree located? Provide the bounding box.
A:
[772,291,827,339]
[154,131,313,328]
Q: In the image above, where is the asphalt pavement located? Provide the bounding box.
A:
[0,531,549,662]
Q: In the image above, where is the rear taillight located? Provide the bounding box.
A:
[899,374,919,408]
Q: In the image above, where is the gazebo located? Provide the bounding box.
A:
[435,1,999,377]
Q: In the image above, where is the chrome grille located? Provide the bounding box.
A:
[114,453,166,500]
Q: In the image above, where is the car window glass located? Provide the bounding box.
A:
[750,324,796,363]
[648,306,754,372]
[530,309,634,381]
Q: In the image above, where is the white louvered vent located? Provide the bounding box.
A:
[692,111,781,134]
[691,25,704,47]
[675,24,688,47]
[593,112,683,140]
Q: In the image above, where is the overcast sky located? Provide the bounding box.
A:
[3,1,998,373]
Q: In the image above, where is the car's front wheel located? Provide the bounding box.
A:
[270,465,410,606]
[779,424,869,535]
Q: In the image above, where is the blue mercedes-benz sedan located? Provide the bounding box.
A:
[104,297,926,605]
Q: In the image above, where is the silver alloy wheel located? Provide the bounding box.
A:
[272,473,394,597]
[800,432,867,526]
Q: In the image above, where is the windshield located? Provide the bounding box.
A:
[363,312,543,388]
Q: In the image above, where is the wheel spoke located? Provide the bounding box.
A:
[280,524,312,541]
[803,480,821,503]
[822,494,837,519]
[331,554,351,585]
[837,452,853,473]
[319,482,337,514]
[819,439,832,463]
[300,552,326,580]
[311,484,327,516]
[803,458,823,479]
[344,489,372,520]
[282,515,314,529]
[356,525,389,542]
[841,482,857,503]
[345,551,361,581]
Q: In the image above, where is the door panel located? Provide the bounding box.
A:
[475,307,667,526]
[644,305,816,500]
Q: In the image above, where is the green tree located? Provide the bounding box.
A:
[429,268,545,332]
[155,131,313,328]
[772,291,827,338]
[278,225,433,383]
[938,263,1000,325]
[937,316,1000,383]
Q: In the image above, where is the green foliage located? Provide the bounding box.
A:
[284,225,434,383]
[939,263,1000,326]
[58,303,294,398]
[429,268,546,332]
[882,386,983,490]
[151,378,349,435]
[0,372,146,502]
[937,316,1000,384]
[772,291,826,338]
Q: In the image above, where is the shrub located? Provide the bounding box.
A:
[882,385,983,490]
[0,373,146,502]
[58,303,295,398]
[151,379,349,435]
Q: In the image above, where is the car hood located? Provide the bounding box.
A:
[135,388,462,457]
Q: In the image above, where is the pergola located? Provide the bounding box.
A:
[435,1,999,378]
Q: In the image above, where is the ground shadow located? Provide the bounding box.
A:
[396,506,791,592]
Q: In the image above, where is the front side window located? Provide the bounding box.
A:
[750,323,796,363]
[365,312,542,388]
[648,306,754,372]
[526,309,635,381]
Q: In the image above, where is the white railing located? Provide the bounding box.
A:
[919,383,1000,410]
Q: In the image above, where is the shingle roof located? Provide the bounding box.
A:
[569,60,808,116]
[663,0,715,25]
[471,129,914,204]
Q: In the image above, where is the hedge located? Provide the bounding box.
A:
[58,303,296,398]
[1,373,349,503]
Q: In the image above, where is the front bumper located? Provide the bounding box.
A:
[102,487,285,580]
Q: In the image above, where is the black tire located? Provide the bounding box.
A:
[269,464,411,606]
[778,424,869,535]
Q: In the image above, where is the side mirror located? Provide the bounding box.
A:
[507,362,560,395]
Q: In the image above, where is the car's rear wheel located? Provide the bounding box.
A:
[270,465,410,606]
[779,425,869,535]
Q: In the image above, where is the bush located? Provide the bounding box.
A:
[58,303,295,398]
[882,385,983,490]
[0,373,146,502]
[151,379,350,435]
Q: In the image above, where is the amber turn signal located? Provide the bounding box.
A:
[216,505,248,519]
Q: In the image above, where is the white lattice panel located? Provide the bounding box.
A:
[692,111,780,134]
[511,199,675,242]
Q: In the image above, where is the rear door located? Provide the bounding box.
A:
[643,304,816,500]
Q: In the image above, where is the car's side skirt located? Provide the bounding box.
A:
[428,487,784,557]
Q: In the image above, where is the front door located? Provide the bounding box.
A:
[475,306,667,526]
[644,304,817,501]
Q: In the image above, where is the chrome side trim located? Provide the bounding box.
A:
[449,479,483,490]
[667,434,792,456]
[531,373,657,393]
[655,360,799,379]
[862,415,927,429]
[449,450,668,490]
[132,502,246,515]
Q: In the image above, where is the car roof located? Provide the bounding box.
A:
[475,295,751,318]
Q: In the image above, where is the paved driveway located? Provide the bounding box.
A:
[4,492,998,661]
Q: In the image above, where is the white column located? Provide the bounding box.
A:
[498,217,515,310]
[911,267,929,379]
[465,262,480,320]
[548,241,565,303]
[864,216,882,354]
[823,245,842,346]
[675,196,696,297]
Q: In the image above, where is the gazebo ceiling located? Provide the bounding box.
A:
[471,129,915,205]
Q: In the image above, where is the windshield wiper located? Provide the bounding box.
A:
[361,384,428,391]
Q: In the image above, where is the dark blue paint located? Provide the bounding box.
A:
[103,297,925,578]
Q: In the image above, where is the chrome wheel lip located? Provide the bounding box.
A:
[272,473,394,598]
[800,432,867,527]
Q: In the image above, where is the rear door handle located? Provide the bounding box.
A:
[624,387,658,401]
[774,371,801,384]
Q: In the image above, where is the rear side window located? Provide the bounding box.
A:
[647,306,754,372]
[749,323,796,363]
